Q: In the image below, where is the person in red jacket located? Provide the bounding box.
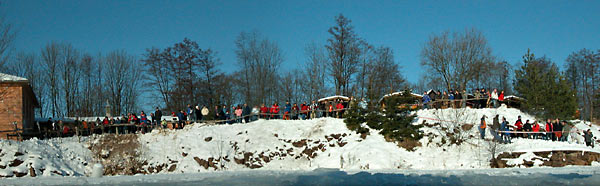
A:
[336,101,344,118]
[328,103,334,117]
[300,102,309,120]
[270,103,280,119]
[260,103,269,119]
[532,121,540,139]
[499,90,505,102]
[514,116,523,138]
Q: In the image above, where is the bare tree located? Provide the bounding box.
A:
[143,47,172,110]
[303,43,329,101]
[12,52,46,117]
[60,43,80,117]
[104,50,140,115]
[0,15,15,71]
[41,41,62,118]
[565,49,599,122]
[420,28,495,91]
[198,49,222,107]
[326,14,361,96]
[235,31,283,106]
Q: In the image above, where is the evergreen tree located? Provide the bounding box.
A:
[514,49,578,119]
[379,90,423,142]
[344,90,423,142]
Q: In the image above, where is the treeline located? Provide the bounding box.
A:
[416,28,599,120]
[1,13,598,121]
[1,14,408,118]
[8,42,141,118]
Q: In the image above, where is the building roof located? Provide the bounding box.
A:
[0,73,40,108]
[318,95,350,103]
[379,91,423,103]
[0,73,28,82]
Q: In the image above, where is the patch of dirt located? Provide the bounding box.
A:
[494,151,600,168]
[204,137,212,142]
[89,134,145,175]
[461,124,474,131]
[29,166,36,177]
[168,164,177,172]
[9,159,23,167]
[292,139,307,148]
[398,139,422,151]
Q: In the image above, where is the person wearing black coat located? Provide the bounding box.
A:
[154,107,162,125]
[242,103,251,123]
[194,105,202,122]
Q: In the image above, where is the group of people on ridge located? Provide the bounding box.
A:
[422,88,505,109]
[478,115,594,147]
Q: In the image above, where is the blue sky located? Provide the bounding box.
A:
[4,0,600,84]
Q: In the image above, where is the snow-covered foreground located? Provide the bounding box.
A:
[1,105,599,180]
[2,167,600,185]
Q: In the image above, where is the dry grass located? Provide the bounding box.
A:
[397,139,422,151]
[88,134,145,175]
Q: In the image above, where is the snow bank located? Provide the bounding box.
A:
[1,105,599,179]
[0,137,92,177]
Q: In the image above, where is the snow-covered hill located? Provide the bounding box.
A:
[1,105,599,178]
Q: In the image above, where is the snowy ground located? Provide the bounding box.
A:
[1,105,599,183]
[2,167,600,185]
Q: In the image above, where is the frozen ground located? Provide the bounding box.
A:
[1,167,600,185]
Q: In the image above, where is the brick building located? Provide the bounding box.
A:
[0,73,39,140]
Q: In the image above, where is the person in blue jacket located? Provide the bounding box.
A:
[176,110,185,129]
[500,117,511,143]
[284,101,292,120]
[422,92,431,109]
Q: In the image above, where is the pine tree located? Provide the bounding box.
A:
[379,90,423,142]
[514,49,578,119]
[344,90,423,142]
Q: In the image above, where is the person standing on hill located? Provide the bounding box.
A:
[336,101,345,118]
[310,100,319,119]
[490,115,502,141]
[554,119,563,141]
[479,115,487,139]
[154,107,162,126]
[201,105,209,120]
[271,102,280,119]
[531,121,540,139]
[545,119,553,140]
[561,121,571,142]
[523,120,532,138]
[251,106,259,121]
[284,101,292,120]
[584,129,594,147]
[176,110,185,129]
[473,88,481,109]
[186,104,193,121]
[514,116,523,138]
[300,102,309,120]
[422,92,431,109]
[500,117,511,143]
[260,103,269,119]
[194,105,202,122]
[243,103,251,123]
[442,91,449,108]
[291,103,299,120]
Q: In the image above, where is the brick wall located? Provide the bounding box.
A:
[0,84,23,139]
